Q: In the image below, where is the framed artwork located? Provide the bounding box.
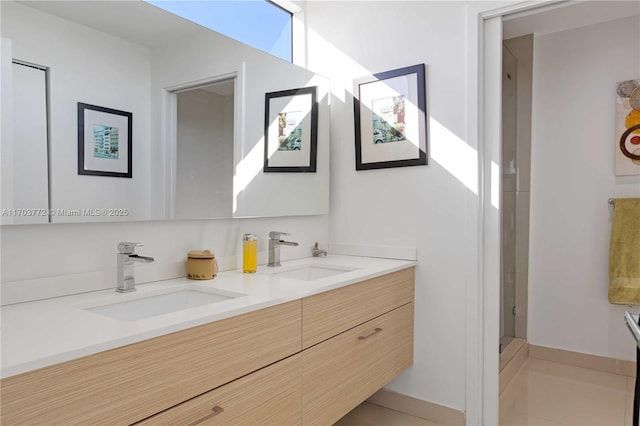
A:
[264,86,318,173]
[354,64,428,170]
[615,79,640,176]
[78,102,132,178]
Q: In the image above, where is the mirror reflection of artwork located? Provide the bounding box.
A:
[616,79,640,176]
[372,95,406,144]
[78,102,131,178]
[93,125,119,159]
[278,111,303,151]
[264,86,318,172]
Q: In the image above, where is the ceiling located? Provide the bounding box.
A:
[503,0,640,40]
[16,1,209,48]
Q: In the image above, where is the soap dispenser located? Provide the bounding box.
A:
[243,234,257,273]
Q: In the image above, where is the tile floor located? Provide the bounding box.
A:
[336,358,636,425]
[500,358,633,426]
[336,401,439,426]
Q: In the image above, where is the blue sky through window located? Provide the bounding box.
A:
[145,1,292,62]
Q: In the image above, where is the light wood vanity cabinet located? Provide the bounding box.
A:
[1,267,415,426]
[0,301,302,425]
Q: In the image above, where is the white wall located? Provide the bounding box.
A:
[1,2,152,222]
[175,89,233,219]
[529,16,640,361]
[1,38,15,223]
[304,0,495,412]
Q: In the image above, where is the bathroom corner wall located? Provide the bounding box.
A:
[303,0,519,412]
[529,16,640,361]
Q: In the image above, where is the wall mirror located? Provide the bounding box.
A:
[0,0,330,225]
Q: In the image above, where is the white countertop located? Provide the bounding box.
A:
[1,255,415,378]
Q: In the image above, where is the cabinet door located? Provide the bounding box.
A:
[139,354,302,426]
[302,303,414,426]
[302,267,414,348]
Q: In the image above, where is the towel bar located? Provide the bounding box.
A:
[624,311,640,349]
[609,198,616,207]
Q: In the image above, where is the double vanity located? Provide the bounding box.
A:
[1,256,415,425]
[2,1,414,424]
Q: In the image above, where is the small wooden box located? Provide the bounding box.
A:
[187,250,218,280]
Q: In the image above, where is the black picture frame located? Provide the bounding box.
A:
[263,86,318,173]
[78,102,132,178]
[354,64,428,170]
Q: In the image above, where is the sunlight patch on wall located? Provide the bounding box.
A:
[430,117,478,194]
[232,137,264,213]
[309,24,479,195]
[306,27,370,103]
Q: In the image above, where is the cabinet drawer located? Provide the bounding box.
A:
[302,267,414,348]
[302,303,414,426]
[1,300,301,426]
[138,354,302,426]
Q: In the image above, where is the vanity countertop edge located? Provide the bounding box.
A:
[1,255,416,379]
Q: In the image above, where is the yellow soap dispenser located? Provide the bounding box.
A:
[243,234,257,273]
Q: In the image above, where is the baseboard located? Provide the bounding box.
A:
[367,388,465,426]
[499,340,528,394]
[529,344,635,377]
[499,338,526,372]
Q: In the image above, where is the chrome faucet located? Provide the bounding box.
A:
[312,242,327,257]
[117,242,155,293]
[268,231,298,267]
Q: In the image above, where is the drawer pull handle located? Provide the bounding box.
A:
[359,327,383,340]
[188,405,224,426]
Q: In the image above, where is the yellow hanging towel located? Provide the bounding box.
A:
[608,198,640,305]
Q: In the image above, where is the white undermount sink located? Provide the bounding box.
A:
[270,263,359,281]
[84,287,245,321]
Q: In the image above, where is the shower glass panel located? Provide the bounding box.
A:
[500,46,517,353]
